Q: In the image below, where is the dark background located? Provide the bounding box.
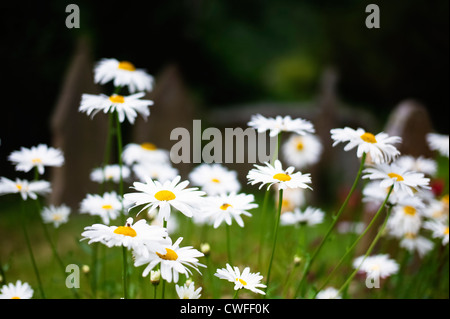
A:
[1,0,448,177]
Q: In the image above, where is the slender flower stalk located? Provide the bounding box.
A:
[226,224,233,265]
[122,246,128,299]
[313,185,394,297]
[336,204,394,296]
[115,109,126,223]
[20,200,45,298]
[265,188,283,297]
[295,152,367,297]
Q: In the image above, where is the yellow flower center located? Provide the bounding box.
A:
[388,172,404,181]
[360,132,377,144]
[155,190,176,201]
[113,226,137,237]
[211,178,221,183]
[11,296,20,299]
[156,248,178,261]
[52,214,63,221]
[32,158,42,164]
[237,278,247,286]
[405,232,417,239]
[273,173,291,182]
[441,194,449,205]
[220,203,233,211]
[118,61,136,71]
[101,204,113,210]
[16,184,23,190]
[141,143,157,151]
[295,137,304,151]
[444,227,449,235]
[109,94,125,104]
[403,206,417,216]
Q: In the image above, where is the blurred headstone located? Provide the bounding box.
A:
[132,64,197,177]
[49,36,107,209]
[384,99,433,158]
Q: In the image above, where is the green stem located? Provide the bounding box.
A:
[233,288,240,299]
[265,188,283,298]
[313,184,394,297]
[295,152,367,298]
[226,224,233,265]
[20,200,46,298]
[258,189,270,270]
[34,198,80,298]
[161,278,166,299]
[114,110,125,224]
[122,246,128,299]
[336,204,393,296]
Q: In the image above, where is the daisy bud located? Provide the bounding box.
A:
[293,255,302,266]
[150,270,161,286]
[82,265,90,274]
[200,243,211,256]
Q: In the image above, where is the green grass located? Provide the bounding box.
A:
[1,187,448,299]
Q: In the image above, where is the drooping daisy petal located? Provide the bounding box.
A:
[133,236,205,283]
[79,93,153,124]
[426,133,449,158]
[0,177,51,201]
[247,159,312,191]
[94,58,154,93]
[248,114,315,137]
[124,175,206,221]
[214,264,267,295]
[330,127,401,164]
[41,204,71,228]
[0,280,34,299]
[8,144,64,175]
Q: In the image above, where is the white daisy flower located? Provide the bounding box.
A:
[199,192,258,229]
[189,164,241,196]
[399,233,434,258]
[247,159,312,191]
[337,221,365,234]
[275,186,306,214]
[79,92,153,124]
[80,192,124,225]
[133,236,205,283]
[0,177,51,200]
[8,144,64,175]
[214,263,267,295]
[395,155,437,176]
[124,175,206,221]
[423,220,449,245]
[90,164,131,184]
[282,134,323,169]
[280,206,325,227]
[132,162,179,184]
[122,142,170,166]
[175,282,202,299]
[0,280,33,299]
[81,217,169,258]
[315,287,342,299]
[353,254,399,279]
[422,198,449,221]
[94,58,154,93]
[41,204,71,228]
[248,114,315,137]
[362,162,430,197]
[362,180,412,207]
[426,133,449,158]
[387,199,425,238]
[330,127,401,164]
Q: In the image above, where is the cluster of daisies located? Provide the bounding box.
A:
[1,56,448,299]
